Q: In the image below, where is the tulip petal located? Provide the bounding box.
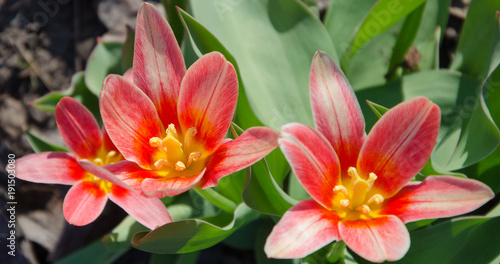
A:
[178,52,238,152]
[16,152,85,184]
[199,127,279,189]
[310,51,366,171]
[100,74,163,167]
[264,200,340,259]
[358,97,440,197]
[339,215,410,263]
[78,159,133,191]
[134,3,185,127]
[279,123,341,209]
[104,160,160,195]
[109,186,173,230]
[63,181,108,226]
[380,176,494,223]
[141,168,206,198]
[56,97,102,159]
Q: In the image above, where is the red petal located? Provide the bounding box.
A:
[279,123,341,209]
[134,3,185,127]
[100,74,163,167]
[199,127,279,189]
[123,68,133,83]
[16,152,85,184]
[178,52,238,152]
[310,51,366,172]
[357,97,440,197]
[63,181,108,226]
[141,168,206,198]
[339,215,410,263]
[380,176,494,223]
[56,97,102,159]
[104,160,159,195]
[264,200,340,259]
[78,159,133,191]
[109,188,173,230]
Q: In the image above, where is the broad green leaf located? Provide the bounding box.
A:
[324,0,377,65]
[432,74,500,172]
[101,216,147,252]
[55,240,127,264]
[25,130,67,153]
[189,0,337,130]
[178,8,290,183]
[390,216,500,264]
[85,42,123,95]
[287,171,310,201]
[302,241,346,264]
[216,170,246,204]
[242,159,295,216]
[351,0,426,56]
[222,219,259,250]
[31,72,100,120]
[121,26,135,72]
[161,0,187,45]
[131,203,259,254]
[193,187,237,213]
[451,1,500,79]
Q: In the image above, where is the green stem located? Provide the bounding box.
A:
[193,188,237,213]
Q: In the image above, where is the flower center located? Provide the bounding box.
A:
[92,150,122,166]
[149,124,202,171]
[332,167,384,219]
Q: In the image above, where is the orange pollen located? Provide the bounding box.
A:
[149,124,202,171]
[332,167,384,218]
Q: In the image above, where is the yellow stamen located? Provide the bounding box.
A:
[186,152,201,167]
[367,172,377,186]
[340,199,352,209]
[166,123,179,139]
[154,159,174,170]
[333,185,348,196]
[355,205,371,214]
[94,158,103,166]
[184,127,197,150]
[347,167,358,178]
[149,137,162,147]
[175,161,186,171]
[367,194,384,205]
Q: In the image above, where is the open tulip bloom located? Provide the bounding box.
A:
[99,3,279,198]
[264,52,495,262]
[16,97,172,229]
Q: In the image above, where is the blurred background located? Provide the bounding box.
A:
[0,0,471,263]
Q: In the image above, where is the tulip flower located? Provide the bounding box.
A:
[264,51,494,262]
[100,3,279,198]
[16,97,172,229]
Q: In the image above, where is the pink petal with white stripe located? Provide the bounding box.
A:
[134,3,185,127]
[381,176,494,223]
[279,123,341,208]
[199,127,279,189]
[357,97,440,197]
[100,74,163,167]
[264,200,340,259]
[63,181,108,226]
[16,152,85,185]
[109,187,173,230]
[178,52,238,152]
[56,97,102,159]
[141,168,206,198]
[310,51,366,171]
[339,215,410,263]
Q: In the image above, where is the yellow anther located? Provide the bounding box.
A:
[166,123,179,139]
[347,167,359,178]
[367,172,377,185]
[149,137,162,147]
[186,152,202,167]
[94,158,103,166]
[367,194,384,205]
[105,151,117,164]
[175,161,186,171]
[333,185,348,196]
[154,159,173,170]
[340,199,352,209]
[184,127,197,150]
[355,205,371,215]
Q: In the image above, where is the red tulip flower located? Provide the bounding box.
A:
[100,3,279,198]
[17,97,172,229]
[264,51,494,262]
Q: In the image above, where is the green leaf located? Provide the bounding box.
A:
[31,72,100,120]
[55,240,127,264]
[287,171,310,201]
[351,0,426,56]
[324,0,377,64]
[121,26,135,72]
[101,216,148,252]
[242,159,295,216]
[451,1,500,79]
[131,203,259,254]
[162,0,187,45]
[366,100,389,118]
[85,42,124,95]
[390,216,500,264]
[189,0,337,130]
[193,187,238,213]
[302,241,346,264]
[25,130,67,153]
